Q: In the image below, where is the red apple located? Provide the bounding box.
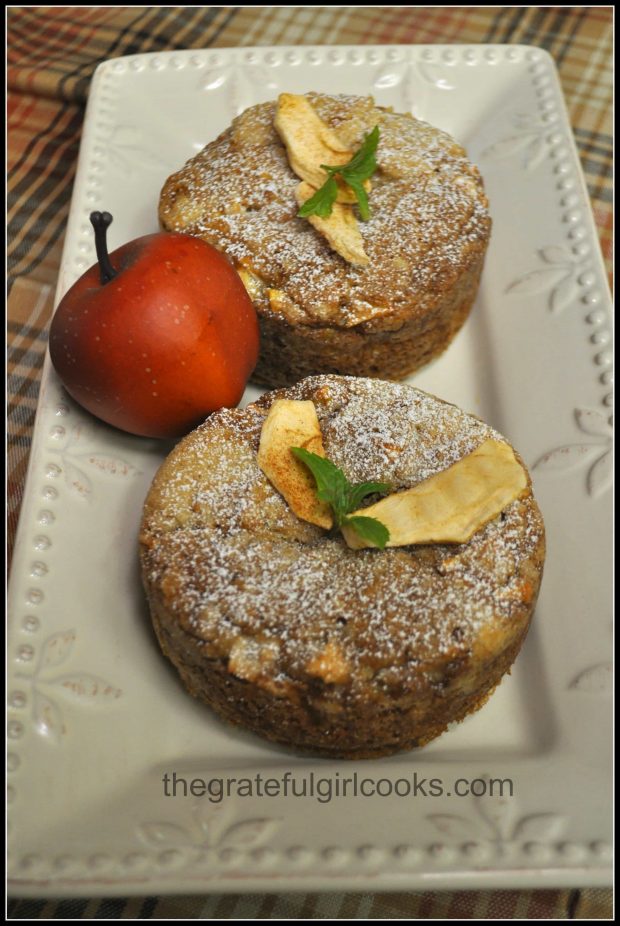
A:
[49,212,260,439]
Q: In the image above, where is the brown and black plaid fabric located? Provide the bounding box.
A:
[5,887,615,919]
[7,6,613,919]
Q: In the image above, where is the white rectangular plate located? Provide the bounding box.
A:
[8,45,613,896]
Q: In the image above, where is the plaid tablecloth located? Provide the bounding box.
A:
[7,6,613,920]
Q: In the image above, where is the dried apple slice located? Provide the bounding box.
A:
[341,439,528,549]
[296,182,369,266]
[257,399,333,529]
[274,93,370,204]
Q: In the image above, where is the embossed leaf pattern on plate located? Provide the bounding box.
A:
[425,813,485,840]
[16,630,122,744]
[199,64,279,115]
[138,801,280,852]
[48,423,142,501]
[138,821,194,848]
[372,61,419,113]
[533,408,612,497]
[37,629,76,671]
[481,113,559,170]
[54,674,125,701]
[32,689,66,740]
[569,664,613,694]
[427,777,565,855]
[416,61,455,91]
[373,61,408,91]
[107,126,170,175]
[512,814,566,841]
[506,245,584,313]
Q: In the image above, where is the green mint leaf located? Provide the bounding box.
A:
[316,169,371,217]
[292,447,391,545]
[347,480,392,512]
[338,125,380,181]
[290,447,349,524]
[299,126,380,221]
[297,175,338,218]
[344,515,390,550]
[343,176,371,221]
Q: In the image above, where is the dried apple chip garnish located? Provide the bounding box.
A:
[274,93,362,204]
[274,93,379,266]
[295,181,369,267]
[341,439,528,549]
[257,399,333,529]
[258,403,528,550]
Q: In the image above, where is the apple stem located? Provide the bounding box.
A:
[90,211,118,284]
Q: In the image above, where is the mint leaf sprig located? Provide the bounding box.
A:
[291,446,391,550]
[297,125,380,222]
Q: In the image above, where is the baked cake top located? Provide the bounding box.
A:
[140,376,545,699]
[159,94,491,330]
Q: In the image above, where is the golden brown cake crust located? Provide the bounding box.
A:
[158,94,491,386]
[139,376,545,758]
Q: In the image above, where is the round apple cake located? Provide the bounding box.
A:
[158,93,491,387]
[139,375,545,759]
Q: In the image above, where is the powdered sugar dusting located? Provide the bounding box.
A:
[141,377,545,698]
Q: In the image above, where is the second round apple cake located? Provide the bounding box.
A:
[139,375,545,758]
